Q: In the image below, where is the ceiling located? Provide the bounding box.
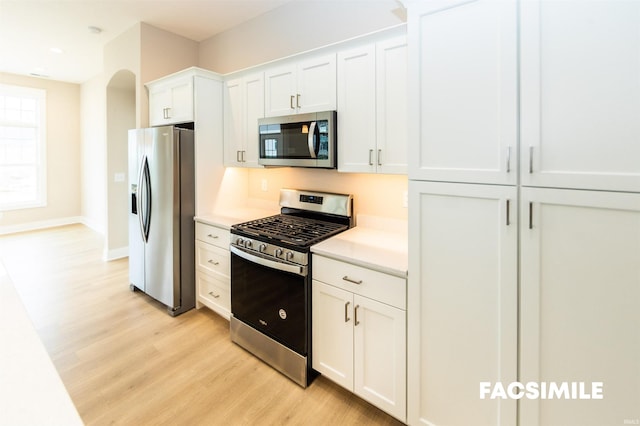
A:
[0,0,296,84]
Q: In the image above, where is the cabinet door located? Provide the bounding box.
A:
[264,64,296,117]
[408,181,518,426]
[168,79,194,124]
[520,187,640,426]
[296,54,336,114]
[376,36,408,175]
[149,78,193,126]
[353,294,406,422]
[148,87,172,126]
[520,1,640,192]
[223,78,243,166]
[243,72,264,168]
[312,280,353,390]
[337,45,376,173]
[407,0,517,185]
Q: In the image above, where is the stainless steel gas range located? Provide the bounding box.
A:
[229,189,354,387]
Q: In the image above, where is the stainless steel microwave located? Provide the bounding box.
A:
[258,111,336,168]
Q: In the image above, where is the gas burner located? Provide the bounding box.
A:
[233,214,348,248]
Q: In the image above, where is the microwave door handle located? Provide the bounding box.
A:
[307,121,317,159]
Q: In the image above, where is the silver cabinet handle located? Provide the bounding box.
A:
[290,95,295,110]
[378,149,382,166]
[208,291,220,299]
[207,259,220,266]
[529,146,534,173]
[506,146,511,173]
[529,202,533,229]
[354,305,360,326]
[344,301,350,323]
[369,149,374,166]
[506,199,511,226]
[236,150,242,163]
[296,94,301,108]
[342,276,362,285]
[207,234,219,239]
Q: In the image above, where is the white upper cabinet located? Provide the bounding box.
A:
[338,36,408,174]
[148,74,194,126]
[264,54,336,117]
[520,1,640,192]
[223,73,264,168]
[337,45,377,173]
[376,37,408,175]
[407,0,518,185]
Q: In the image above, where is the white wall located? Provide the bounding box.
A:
[80,75,107,233]
[199,0,405,74]
[106,73,135,258]
[0,73,82,233]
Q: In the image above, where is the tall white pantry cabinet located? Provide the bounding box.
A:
[405,1,640,426]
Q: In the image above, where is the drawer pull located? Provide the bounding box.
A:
[207,259,220,266]
[208,291,220,299]
[344,301,350,323]
[207,234,219,239]
[354,304,360,326]
[342,276,362,285]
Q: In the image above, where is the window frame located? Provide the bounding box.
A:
[0,83,47,211]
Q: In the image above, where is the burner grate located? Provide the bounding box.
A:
[233,214,348,247]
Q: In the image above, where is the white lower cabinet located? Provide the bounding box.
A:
[195,222,231,319]
[519,187,640,426]
[312,255,406,422]
[408,181,518,426]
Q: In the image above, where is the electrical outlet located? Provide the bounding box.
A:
[114,172,125,183]
[261,179,268,192]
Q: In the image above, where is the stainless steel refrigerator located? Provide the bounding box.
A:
[128,126,195,316]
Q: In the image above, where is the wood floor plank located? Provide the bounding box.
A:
[0,224,404,425]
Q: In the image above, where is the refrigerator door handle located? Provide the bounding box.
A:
[137,156,147,242]
[142,157,152,242]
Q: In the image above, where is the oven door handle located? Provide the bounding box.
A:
[230,245,306,277]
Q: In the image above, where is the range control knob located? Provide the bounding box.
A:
[236,238,244,246]
[275,248,283,258]
[286,251,295,261]
[244,239,253,249]
[259,244,267,253]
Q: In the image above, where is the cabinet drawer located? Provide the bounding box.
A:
[197,271,230,316]
[313,255,406,309]
[195,222,230,249]
[196,240,230,278]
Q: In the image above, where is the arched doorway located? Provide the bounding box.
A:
[105,70,135,260]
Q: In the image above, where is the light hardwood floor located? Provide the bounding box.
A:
[0,224,404,425]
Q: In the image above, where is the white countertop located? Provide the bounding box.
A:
[311,215,408,278]
[196,211,408,278]
[0,263,83,426]
[195,207,279,229]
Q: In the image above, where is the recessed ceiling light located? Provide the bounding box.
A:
[49,47,63,54]
[88,26,102,34]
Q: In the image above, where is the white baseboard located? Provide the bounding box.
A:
[0,216,85,236]
[104,246,128,262]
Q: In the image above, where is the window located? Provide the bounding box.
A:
[0,84,46,210]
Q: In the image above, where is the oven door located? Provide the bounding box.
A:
[230,245,308,355]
